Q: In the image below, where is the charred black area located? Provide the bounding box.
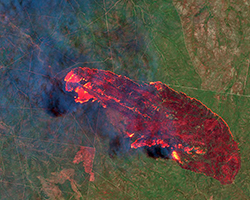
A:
[43,77,77,117]
[146,145,171,159]
[47,98,65,117]
[108,136,130,158]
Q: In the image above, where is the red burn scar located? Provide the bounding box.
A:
[64,67,241,185]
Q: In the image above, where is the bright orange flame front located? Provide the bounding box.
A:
[64,71,82,83]
[75,87,96,103]
[172,151,180,161]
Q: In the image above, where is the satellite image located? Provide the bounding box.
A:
[0,0,249,199]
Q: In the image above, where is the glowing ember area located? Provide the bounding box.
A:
[64,67,241,185]
[172,151,180,161]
